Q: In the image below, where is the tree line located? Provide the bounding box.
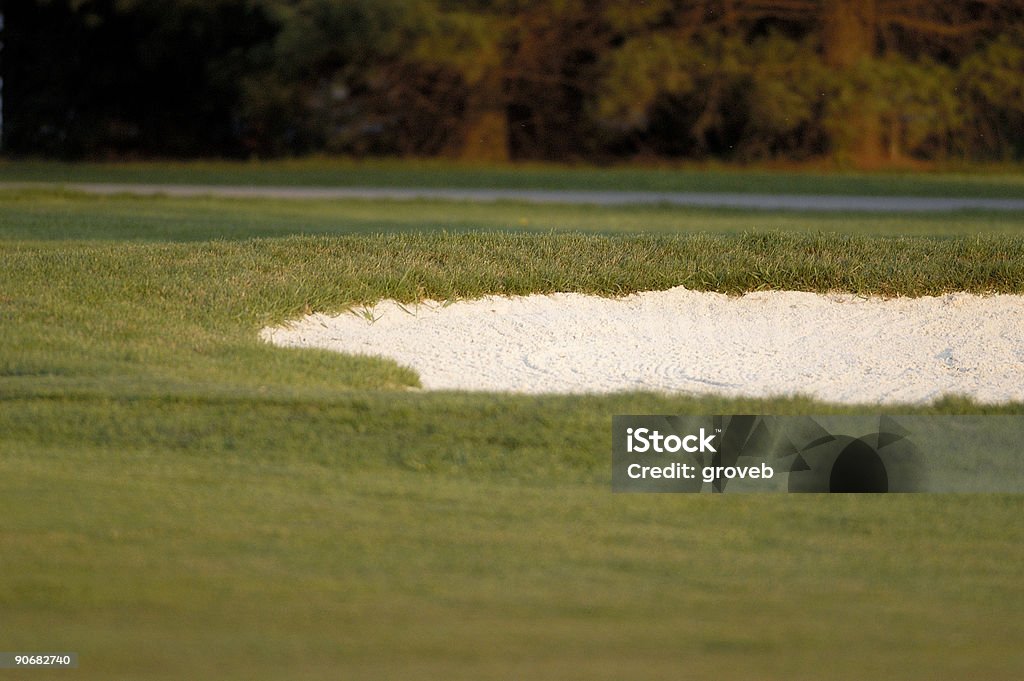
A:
[4,0,1023,165]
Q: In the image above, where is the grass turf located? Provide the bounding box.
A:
[5,189,1024,242]
[1,188,1022,680]
[3,157,1024,198]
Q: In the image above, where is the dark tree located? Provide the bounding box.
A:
[3,0,275,157]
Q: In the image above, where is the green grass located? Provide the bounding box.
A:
[4,446,1020,680]
[1,189,1022,680]
[3,157,1024,197]
[3,189,1024,242]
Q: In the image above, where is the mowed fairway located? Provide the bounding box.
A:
[2,171,1023,680]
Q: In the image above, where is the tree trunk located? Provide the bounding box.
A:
[887,113,902,161]
[458,108,510,163]
[822,0,884,166]
[822,0,876,69]
[457,68,510,163]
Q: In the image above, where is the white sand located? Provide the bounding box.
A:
[260,287,1024,404]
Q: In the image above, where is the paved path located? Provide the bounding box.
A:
[5,181,1024,212]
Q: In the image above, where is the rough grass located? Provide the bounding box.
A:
[1,189,1022,680]
[5,230,1024,405]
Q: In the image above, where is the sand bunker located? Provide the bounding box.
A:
[260,287,1024,404]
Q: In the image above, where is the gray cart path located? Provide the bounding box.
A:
[4,182,1024,212]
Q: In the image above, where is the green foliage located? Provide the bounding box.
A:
[742,34,831,159]
[601,0,675,34]
[595,30,756,156]
[241,0,518,157]
[594,22,1010,163]
[595,34,701,130]
[826,54,962,162]
[268,0,414,77]
[243,0,453,155]
[959,32,1024,159]
[5,0,275,156]
[412,9,504,85]
[6,0,1024,162]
